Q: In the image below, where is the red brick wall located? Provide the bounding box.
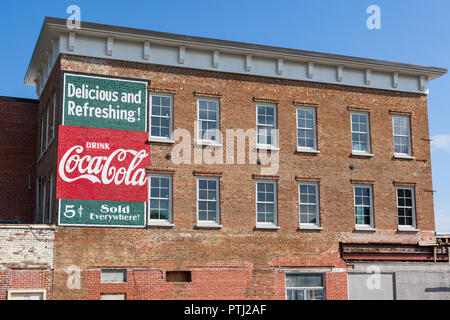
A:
[43,55,437,300]
[0,269,53,300]
[86,263,259,300]
[34,60,62,223]
[0,97,38,223]
[325,272,348,300]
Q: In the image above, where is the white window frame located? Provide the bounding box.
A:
[285,273,325,300]
[196,177,221,227]
[149,93,174,142]
[396,186,417,230]
[101,293,126,300]
[298,182,321,229]
[256,103,278,150]
[296,106,317,152]
[7,289,46,300]
[101,269,127,283]
[196,97,220,146]
[350,111,372,155]
[353,184,375,229]
[148,174,173,226]
[392,115,412,157]
[255,180,279,229]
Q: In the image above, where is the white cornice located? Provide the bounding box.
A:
[25,17,447,97]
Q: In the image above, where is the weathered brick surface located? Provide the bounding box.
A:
[40,54,436,299]
[0,97,38,223]
[0,226,54,269]
[0,226,54,300]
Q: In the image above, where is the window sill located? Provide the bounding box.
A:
[353,225,377,232]
[393,154,415,160]
[397,226,419,233]
[148,221,174,227]
[254,223,280,230]
[296,149,320,154]
[298,224,322,231]
[195,141,223,148]
[351,152,373,157]
[256,145,280,151]
[195,222,222,229]
[147,137,175,144]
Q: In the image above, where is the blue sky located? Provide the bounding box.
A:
[1,0,449,232]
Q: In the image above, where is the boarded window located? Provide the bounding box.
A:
[166,271,192,282]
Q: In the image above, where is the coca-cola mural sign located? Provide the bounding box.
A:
[57,125,149,228]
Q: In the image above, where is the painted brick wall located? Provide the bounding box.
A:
[0,226,54,300]
[0,97,38,223]
[0,226,54,269]
[42,55,436,300]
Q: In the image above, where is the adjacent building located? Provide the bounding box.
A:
[0,17,449,300]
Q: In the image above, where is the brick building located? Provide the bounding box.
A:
[0,17,449,300]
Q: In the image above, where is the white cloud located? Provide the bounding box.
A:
[431,134,450,152]
[435,209,450,234]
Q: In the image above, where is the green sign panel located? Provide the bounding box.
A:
[58,199,147,228]
[63,73,148,131]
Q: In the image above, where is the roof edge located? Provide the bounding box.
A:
[38,16,447,77]
[0,96,39,104]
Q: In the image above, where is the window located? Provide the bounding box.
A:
[353,185,374,228]
[44,178,50,224]
[197,178,220,225]
[197,98,219,144]
[51,93,56,140]
[148,175,172,225]
[351,112,371,154]
[7,289,46,300]
[47,174,54,224]
[256,180,278,227]
[38,178,47,224]
[101,269,127,283]
[396,187,416,229]
[45,101,50,147]
[393,115,412,156]
[166,271,192,282]
[298,182,320,228]
[256,103,277,148]
[39,118,44,156]
[296,107,317,151]
[286,274,325,300]
[149,93,173,140]
[101,293,126,300]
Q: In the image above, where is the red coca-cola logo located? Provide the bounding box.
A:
[56,126,150,202]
